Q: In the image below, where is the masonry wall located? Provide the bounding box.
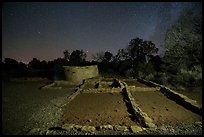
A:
[63,65,99,84]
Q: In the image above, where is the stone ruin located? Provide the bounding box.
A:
[63,65,99,85]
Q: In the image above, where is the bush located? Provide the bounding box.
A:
[152,72,168,85]
[137,62,155,76]
[144,73,154,81]
[138,71,145,79]
[180,65,202,88]
[125,68,135,77]
[160,65,202,90]
[141,65,202,91]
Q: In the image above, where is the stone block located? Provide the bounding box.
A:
[130,125,143,133]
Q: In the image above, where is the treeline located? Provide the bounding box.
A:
[2,8,202,91]
[2,50,95,80]
[1,37,161,81]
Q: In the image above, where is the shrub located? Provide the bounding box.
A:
[144,73,154,81]
[138,71,145,79]
[180,65,202,88]
[124,68,135,77]
[137,62,155,76]
[151,72,168,85]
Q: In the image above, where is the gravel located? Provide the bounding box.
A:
[2,80,76,135]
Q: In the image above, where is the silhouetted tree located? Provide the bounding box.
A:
[127,37,158,62]
[114,49,129,61]
[92,51,114,73]
[103,51,113,63]
[92,52,105,62]
[125,37,158,77]
[28,58,41,69]
[3,58,29,78]
[3,58,19,77]
[63,50,70,61]
[147,55,162,72]
[4,58,19,70]
[40,60,48,69]
[92,51,113,63]
[69,50,86,66]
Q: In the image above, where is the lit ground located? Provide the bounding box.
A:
[2,77,202,135]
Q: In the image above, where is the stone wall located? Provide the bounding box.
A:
[63,65,99,84]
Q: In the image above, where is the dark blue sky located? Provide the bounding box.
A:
[2,2,198,63]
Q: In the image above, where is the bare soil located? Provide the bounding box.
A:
[131,90,202,127]
[124,80,149,87]
[60,92,139,126]
[2,77,202,135]
[175,88,202,105]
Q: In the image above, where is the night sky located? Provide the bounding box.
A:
[2,2,197,63]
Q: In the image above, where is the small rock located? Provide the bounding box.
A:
[62,124,75,131]
[114,125,129,132]
[99,125,113,130]
[156,86,160,91]
[87,119,92,122]
[195,121,202,127]
[46,130,54,135]
[95,83,101,88]
[160,125,167,131]
[130,125,143,133]
[81,126,96,133]
[73,125,82,131]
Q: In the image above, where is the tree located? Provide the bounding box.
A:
[103,51,113,63]
[69,50,87,66]
[162,5,202,89]
[127,37,158,62]
[114,49,129,61]
[4,58,19,70]
[163,7,202,73]
[40,60,48,69]
[28,58,41,69]
[63,50,70,61]
[92,51,113,73]
[125,37,159,77]
[3,58,28,77]
[92,52,105,62]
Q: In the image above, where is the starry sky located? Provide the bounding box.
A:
[2,2,199,64]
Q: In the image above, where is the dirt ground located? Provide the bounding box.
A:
[2,77,202,135]
[123,79,149,87]
[175,88,202,106]
[60,92,139,126]
[131,90,202,127]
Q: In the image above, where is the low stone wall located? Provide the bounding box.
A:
[63,65,99,85]
[127,86,159,92]
[122,82,156,128]
[136,77,202,116]
[27,124,144,135]
[60,88,82,108]
[160,87,202,115]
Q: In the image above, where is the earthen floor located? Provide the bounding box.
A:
[131,90,202,127]
[60,92,140,127]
